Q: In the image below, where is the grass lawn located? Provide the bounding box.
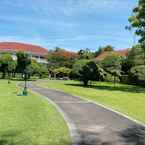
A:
[0,80,71,145]
[39,80,145,124]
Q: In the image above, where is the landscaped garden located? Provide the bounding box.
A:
[0,0,145,144]
[0,80,71,145]
[39,80,145,124]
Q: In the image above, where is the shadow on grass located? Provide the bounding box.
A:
[0,129,71,145]
[0,129,34,145]
[10,78,37,81]
[65,83,145,93]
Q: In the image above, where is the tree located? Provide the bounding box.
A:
[95,45,114,57]
[71,59,89,79]
[78,48,94,59]
[16,52,31,77]
[0,53,13,79]
[7,61,17,82]
[129,0,145,50]
[53,67,71,78]
[127,44,145,68]
[125,25,136,45]
[130,65,145,85]
[102,45,114,51]
[100,54,122,85]
[37,64,48,79]
[79,61,104,86]
[126,45,145,85]
[48,48,77,68]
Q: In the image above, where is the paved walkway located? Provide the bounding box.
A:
[28,82,145,145]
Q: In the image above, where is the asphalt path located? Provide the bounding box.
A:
[26,82,145,145]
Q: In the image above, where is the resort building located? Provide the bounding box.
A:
[0,42,48,64]
[95,49,129,62]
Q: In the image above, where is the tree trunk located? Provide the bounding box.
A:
[8,72,11,84]
[113,76,116,87]
[83,79,88,86]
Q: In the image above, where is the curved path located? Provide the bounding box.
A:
[28,82,145,145]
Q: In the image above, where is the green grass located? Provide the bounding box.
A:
[40,80,145,124]
[0,80,71,145]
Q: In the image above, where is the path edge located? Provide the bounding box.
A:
[17,82,81,145]
[37,82,145,128]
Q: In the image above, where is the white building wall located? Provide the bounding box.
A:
[0,51,48,64]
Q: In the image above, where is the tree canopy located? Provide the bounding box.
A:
[129,0,145,49]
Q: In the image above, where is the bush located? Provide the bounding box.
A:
[53,67,71,78]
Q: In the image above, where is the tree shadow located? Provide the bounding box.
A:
[77,135,113,145]
[11,78,37,81]
[0,129,34,145]
[120,125,145,145]
[76,125,145,145]
[65,83,145,93]
[0,129,72,145]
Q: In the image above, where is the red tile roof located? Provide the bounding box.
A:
[49,49,78,59]
[0,42,48,57]
[95,49,129,61]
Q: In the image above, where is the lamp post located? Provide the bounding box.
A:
[23,69,28,96]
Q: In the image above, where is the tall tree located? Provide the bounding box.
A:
[79,61,104,86]
[129,0,145,50]
[71,59,89,79]
[16,52,31,77]
[100,54,122,85]
[95,45,114,57]
[78,48,94,59]
[48,48,77,68]
[127,44,145,67]
[0,53,13,78]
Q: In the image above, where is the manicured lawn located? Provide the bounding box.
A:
[0,80,71,145]
[40,80,145,124]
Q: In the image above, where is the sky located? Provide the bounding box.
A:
[0,0,138,51]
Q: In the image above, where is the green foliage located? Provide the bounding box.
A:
[130,65,145,85]
[53,67,71,78]
[95,45,114,57]
[101,54,122,74]
[127,45,145,67]
[78,48,94,59]
[7,61,17,73]
[48,48,76,68]
[26,62,48,79]
[127,45,145,85]
[129,0,145,48]
[71,59,89,79]
[16,52,31,74]
[37,64,48,78]
[71,60,105,85]
[48,52,66,63]
[100,54,122,84]
[79,61,104,86]
[0,52,48,80]
[0,53,14,78]
[26,60,40,76]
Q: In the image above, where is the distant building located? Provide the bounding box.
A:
[95,49,129,62]
[0,42,48,64]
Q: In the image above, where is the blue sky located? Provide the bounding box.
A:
[0,0,138,51]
